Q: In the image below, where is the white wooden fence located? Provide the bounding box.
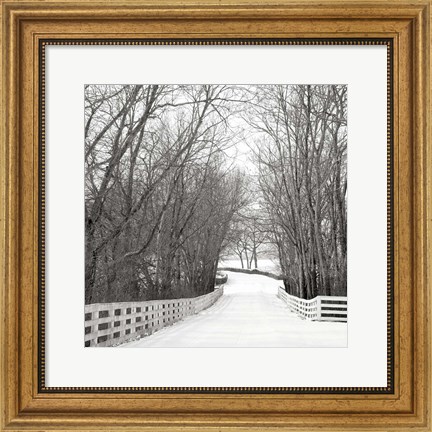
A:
[277,287,347,322]
[85,287,224,347]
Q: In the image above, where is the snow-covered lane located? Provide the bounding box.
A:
[122,271,347,348]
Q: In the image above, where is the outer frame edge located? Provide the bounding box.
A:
[38,37,394,395]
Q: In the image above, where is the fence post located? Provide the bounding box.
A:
[316,296,322,321]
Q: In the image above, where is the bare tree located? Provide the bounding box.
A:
[85,85,247,303]
[245,85,347,298]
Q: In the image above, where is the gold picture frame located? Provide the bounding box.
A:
[1,0,430,430]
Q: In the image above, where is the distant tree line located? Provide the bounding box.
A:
[85,84,347,304]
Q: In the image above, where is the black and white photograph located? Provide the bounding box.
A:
[84,84,347,348]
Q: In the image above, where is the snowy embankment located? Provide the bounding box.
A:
[219,258,281,274]
[121,271,347,348]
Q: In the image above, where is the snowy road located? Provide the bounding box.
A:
[122,271,347,348]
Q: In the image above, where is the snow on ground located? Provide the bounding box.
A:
[121,271,347,348]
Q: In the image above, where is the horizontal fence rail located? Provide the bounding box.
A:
[277,287,347,322]
[85,287,224,347]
